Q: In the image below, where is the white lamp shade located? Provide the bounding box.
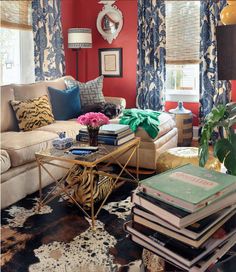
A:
[68,28,92,48]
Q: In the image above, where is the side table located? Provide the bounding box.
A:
[169,101,193,146]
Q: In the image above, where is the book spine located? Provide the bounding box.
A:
[80,127,129,135]
[77,135,118,145]
[79,130,132,138]
[79,132,119,140]
[132,193,181,228]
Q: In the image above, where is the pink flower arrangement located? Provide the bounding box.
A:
[77,112,109,129]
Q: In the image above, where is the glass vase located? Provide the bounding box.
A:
[88,127,99,146]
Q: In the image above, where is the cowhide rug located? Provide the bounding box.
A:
[1,182,145,272]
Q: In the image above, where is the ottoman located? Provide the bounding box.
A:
[156,147,221,173]
[110,112,178,170]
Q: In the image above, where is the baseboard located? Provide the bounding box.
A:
[193,126,199,141]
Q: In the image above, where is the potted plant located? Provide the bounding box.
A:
[199,102,236,175]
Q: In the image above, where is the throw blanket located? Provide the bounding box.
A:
[119,108,161,139]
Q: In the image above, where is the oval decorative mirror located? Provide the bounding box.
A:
[97,1,123,44]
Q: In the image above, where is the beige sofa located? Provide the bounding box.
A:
[0,76,177,209]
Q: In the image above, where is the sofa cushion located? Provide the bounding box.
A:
[1,131,57,167]
[11,76,73,101]
[64,76,105,109]
[0,85,19,132]
[1,161,37,184]
[10,95,55,131]
[110,112,176,142]
[48,86,82,120]
[0,150,11,174]
[36,120,82,139]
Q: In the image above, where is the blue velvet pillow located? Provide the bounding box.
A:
[48,86,81,120]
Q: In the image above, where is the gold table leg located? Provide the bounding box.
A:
[88,168,96,230]
[36,159,42,212]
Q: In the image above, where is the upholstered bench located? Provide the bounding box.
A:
[110,113,178,170]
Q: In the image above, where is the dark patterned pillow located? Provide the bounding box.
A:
[82,102,122,119]
[10,95,54,131]
[64,76,105,109]
[100,102,122,119]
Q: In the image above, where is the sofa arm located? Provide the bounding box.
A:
[1,149,11,174]
[104,96,126,109]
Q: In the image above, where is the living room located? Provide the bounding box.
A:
[1,0,236,271]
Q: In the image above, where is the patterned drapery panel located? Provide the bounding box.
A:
[199,0,231,120]
[136,0,166,111]
[32,0,65,81]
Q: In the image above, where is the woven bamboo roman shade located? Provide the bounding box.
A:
[0,0,32,30]
[166,1,200,64]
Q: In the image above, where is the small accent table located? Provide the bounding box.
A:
[169,102,193,146]
[35,138,140,229]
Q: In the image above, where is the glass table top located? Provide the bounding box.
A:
[35,138,140,167]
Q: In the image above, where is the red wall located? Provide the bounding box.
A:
[62,0,138,109]
[61,0,78,79]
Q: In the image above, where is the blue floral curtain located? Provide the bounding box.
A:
[32,0,65,81]
[199,0,231,121]
[136,0,166,111]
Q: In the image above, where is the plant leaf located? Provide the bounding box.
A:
[214,136,236,175]
[224,152,236,176]
[206,105,226,123]
[229,130,236,147]
[214,139,232,163]
[199,144,209,167]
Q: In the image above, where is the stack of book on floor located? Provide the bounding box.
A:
[124,164,236,272]
[77,124,135,145]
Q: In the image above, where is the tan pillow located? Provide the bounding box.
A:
[10,95,54,131]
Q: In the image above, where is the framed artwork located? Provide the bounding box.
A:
[98,48,123,77]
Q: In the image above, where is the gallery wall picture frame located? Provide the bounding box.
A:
[98,48,123,77]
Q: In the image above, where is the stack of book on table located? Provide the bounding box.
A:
[124,164,236,272]
[77,124,135,145]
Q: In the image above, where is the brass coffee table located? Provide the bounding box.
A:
[35,138,140,228]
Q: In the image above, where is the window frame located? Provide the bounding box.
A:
[0,27,35,85]
[165,0,200,103]
[165,64,199,103]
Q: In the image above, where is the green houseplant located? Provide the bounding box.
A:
[199,102,236,175]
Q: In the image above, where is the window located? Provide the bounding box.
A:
[166,1,200,102]
[0,0,34,85]
[0,28,34,85]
